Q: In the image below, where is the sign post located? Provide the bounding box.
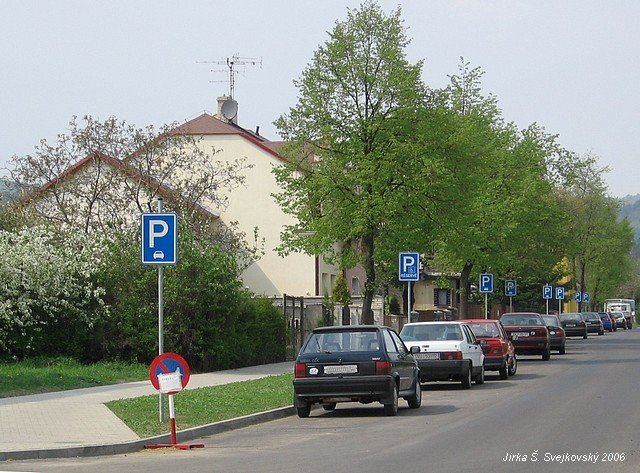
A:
[583,292,591,309]
[142,200,178,423]
[505,280,517,313]
[146,353,203,451]
[543,284,553,315]
[556,287,565,315]
[479,274,494,319]
[399,252,420,323]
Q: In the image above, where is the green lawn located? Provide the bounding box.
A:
[106,373,294,438]
[0,357,148,398]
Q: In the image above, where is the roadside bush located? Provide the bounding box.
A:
[0,227,107,360]
[96,225,287,371]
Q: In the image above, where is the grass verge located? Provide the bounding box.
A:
[106,373,294,438]
[0,357,148,398]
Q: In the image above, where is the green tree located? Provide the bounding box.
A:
[273,2,427,323]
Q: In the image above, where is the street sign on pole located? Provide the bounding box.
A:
[141,213,178,265]
[575,291,582,303]
[583,292,590,303]
[479,274,493,319]
[505,280,516,313]
[556,287,565,315]
[399,252,419,323]
[141,202,178,423]
[543,285,553,300]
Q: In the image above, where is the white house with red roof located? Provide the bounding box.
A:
[171,100,342,297]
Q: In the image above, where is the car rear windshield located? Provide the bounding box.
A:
[301,330,381,354]
[500,314,544,326]
[542,316,560,327]
[583,313,600,321]
[559,313,582,322]
[467,323,501,338]
[400,324,463,342]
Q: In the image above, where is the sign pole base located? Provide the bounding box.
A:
[145,395,204,450]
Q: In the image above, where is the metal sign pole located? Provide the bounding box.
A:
[157,197,164,424]
[407,281,412,323]
[558,299,562,315]
[546,299,549,315]
[485,293,488,319]
[509,296,513,313]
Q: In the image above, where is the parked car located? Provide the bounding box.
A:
[293,326,422,417]
[499,313,551,360]
[542,314,566,354]
[400,321,485,388]
[599,312,614,332]
[582,312,605,335]
[611,311,628,330]
[558,313,588,339]
[460,319,517,379]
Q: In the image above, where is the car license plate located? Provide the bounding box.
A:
[514,332,530,337]
[566,324,576,327]
[323,365,358,375]
[414,353,440,360]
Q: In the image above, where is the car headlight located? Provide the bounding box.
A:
[550,331,556,335]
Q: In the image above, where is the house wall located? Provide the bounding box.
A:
[196,135,340,297]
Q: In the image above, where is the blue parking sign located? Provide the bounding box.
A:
[141,213,178,265]
[398,252,420,281]
[479,274,494,293]
[575,292,582,303]
[505,280,517,297]
[543,285,553,300]
[583,292,590,303]
[556,287,565,300]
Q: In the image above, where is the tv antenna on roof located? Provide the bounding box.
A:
[196,54,262,99]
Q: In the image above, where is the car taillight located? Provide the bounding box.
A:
[375,361,392,375]
[441,351,462,360]
[294,362,307,378]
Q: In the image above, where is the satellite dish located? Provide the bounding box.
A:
[220,99,238,121]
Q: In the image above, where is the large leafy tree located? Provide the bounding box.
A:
[274,2,428,323]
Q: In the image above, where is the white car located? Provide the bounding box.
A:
[400,321,485,388]
[152,250,165,260]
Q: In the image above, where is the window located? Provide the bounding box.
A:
[383,330,397,353]
[330,274,336,293]
[390,330,407,355]
[322,273,329,296]
[433,288,451,307]
[463,325,477,344]
[401,323,463,342]
[302,330,381,354]
[351,277,361,295]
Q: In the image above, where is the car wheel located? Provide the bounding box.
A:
[542,348,551,361]
[599,330,604,336]
[407,378,422,409]
[475,366,485,385]
[499,362,508,380]
[383,383,399,416]
[508,356,518,376]
[322,403,336,411]
[461,363,472,389]
[296,405,311,418]
[583,331,588,339]
[559,344,566,355]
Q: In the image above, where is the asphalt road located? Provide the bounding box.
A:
[7,330,640,473]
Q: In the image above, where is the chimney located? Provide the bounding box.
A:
[216,95,238,124]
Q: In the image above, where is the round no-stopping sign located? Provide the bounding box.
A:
[149,353,190,393]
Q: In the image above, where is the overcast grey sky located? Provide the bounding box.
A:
[1,1,638,196]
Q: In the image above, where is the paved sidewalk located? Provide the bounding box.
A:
[0,361,292,452]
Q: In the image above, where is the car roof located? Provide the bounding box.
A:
[311,325,388,333]
[502,312,542,317]
[403,321,468,326]
[458,319,500,324]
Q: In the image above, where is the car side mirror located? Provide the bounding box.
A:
[410,346,420,354]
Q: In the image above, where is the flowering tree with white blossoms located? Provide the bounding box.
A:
[0,226,108,358]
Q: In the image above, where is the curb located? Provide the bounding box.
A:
[0,405,296,462]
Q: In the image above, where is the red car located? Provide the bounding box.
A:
[499,312,551,361]
[460,319,517,379]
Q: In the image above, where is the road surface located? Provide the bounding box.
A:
[6,330,640,473]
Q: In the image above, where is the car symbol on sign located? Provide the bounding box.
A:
[153,251,165,260]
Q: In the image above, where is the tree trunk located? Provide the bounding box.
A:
[459,261,473,319]
[361,234,376,325]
